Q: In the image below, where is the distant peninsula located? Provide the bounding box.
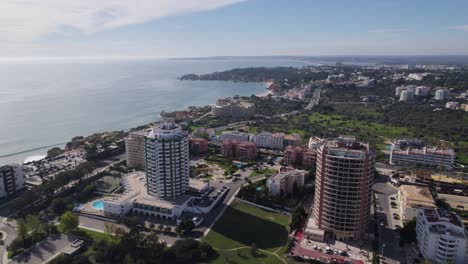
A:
[179,67,306,82]
[179,67,330,93]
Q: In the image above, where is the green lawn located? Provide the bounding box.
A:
[203,201,289,252]
[249,168,277,178]
[209,248,284,264]
[76,227,113,242]
[307,112,412,139]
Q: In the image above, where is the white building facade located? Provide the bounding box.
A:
[271,133,285,149]
[253,132,273,148]
[390,146,455,170]
[219,131,251,142]
[435,89,450,100]
[145,121,190,199]
[0,164,25,199]
[416,208,467,264]
[267,170,306,196]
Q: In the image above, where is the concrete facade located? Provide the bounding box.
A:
[211,98,255,118]
[311,137,375,240]
[0,164,25,199]
[221,139,257,160]
[253,132,273,149]
[125,131,146,170]
[267,170,306,196]
[219,131,251,142]
[416,208,467,264]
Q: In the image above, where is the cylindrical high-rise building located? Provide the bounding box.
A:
[145,121,189,199]
[312,137,375,240]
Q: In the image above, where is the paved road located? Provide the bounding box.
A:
[373,175,404,264]
[196,172,247,235]
[0,220,17,264]
[305,88,321,111]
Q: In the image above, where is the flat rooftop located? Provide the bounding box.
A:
[436,194,468,210]
[104,171,191,208]
[400,185,435,208]
[188,179,208,192]
[421,208,464,228]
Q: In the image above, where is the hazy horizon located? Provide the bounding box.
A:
[2,0,468,58]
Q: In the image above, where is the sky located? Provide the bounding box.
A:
[1,0,468,58]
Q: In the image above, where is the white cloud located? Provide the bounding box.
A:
[448,25,468,31]
[0,0,244,40]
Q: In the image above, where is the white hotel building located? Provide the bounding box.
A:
[102,121,227,221]
[390,146,455,170]
[416,208,467,264]
[145,121,190,199]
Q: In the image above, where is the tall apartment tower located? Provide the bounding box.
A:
[0,164,25,198]
[312,137,375,240]
[145,121,190,199]
[125,131,146,170]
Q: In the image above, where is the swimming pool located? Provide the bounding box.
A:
[91,200,104,210]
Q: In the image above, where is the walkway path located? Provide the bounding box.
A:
[213,246,287,264]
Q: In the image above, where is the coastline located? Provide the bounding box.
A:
[256,81,275,97]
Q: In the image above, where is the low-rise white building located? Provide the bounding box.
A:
[435,89,450,100]
[445,101,459,109]
[400,90,415,101]
[390,146,455,170]
[308,136,324,149]
[219,131,251,142]
[271,133,285,149]
[416,208,467,264]
[398,185,436,222]
[253,132,273,148]
[103,171,227,220]
[211,98,255,118]
[267,170,306,196]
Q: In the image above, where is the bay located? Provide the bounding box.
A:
[0,58,306,164]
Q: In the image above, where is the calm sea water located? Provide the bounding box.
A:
[0,58,306,165]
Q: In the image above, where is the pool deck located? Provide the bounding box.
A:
[92,200,104,210]
[78,200,106,216]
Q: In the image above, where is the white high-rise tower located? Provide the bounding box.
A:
[145,121,189,199]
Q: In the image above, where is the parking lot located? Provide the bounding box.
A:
[373,178,405,264]
[9,233,83,264]
[300,237,369,263]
